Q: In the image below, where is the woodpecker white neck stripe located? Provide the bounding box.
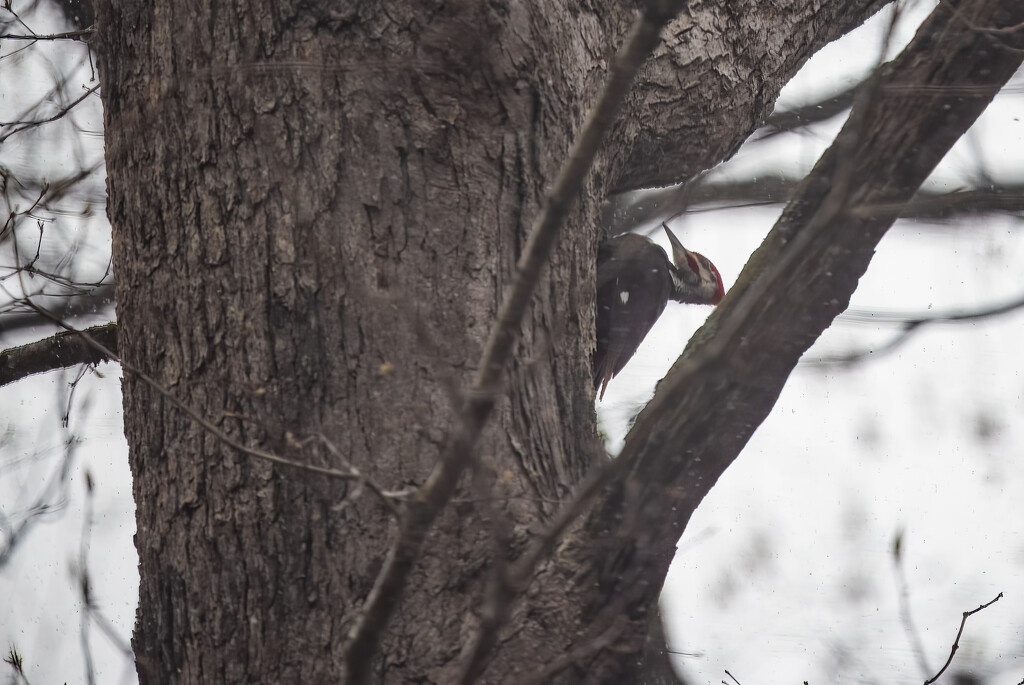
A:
[669,269,687,295]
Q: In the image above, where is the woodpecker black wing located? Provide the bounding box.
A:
[594,234,673,399]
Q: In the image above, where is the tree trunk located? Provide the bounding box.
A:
[93,0,886,681]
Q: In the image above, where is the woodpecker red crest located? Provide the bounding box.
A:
[593,224,724,399]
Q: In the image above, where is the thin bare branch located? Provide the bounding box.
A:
[113,341,392,485]
[753,84,859,141]
[891,529,932,679]
[603,175,1024,236]
[0,427,78,569]
[939,0,1024,44]
[0,84,100,144]
[923,592,1003,685]
[4,299,398,494]
[804,289,1024,366]
[77,471,97,685]
[523,610,632,684]
[0,283,116,337]
[317,433,401,515]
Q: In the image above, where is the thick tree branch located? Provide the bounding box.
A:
[0,322,117,387]
[341,4,685,680]
[564,0,1024,674]
[0,28,93,41]
[611,0,888,192]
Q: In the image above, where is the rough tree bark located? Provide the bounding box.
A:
[84,0,960,682]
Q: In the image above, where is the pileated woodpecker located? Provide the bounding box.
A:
[593,224,725,399]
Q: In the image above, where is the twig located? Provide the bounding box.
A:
[0,424,78,568]
[317,433,401,515]
[108,335,386,483]
[845,292,1024,326]
[802,290,1024,366]
[0,84,100,144]
[0,2,35,36]
[939,0,1024,41]
[522,612,631,684]
[1,292,394,491]
[752,84,859,141]
[77,471,96,685]
[453,465,517,685]
[343,2,684,680]
[0,283,116,338]
[923,592,1003,684]
[604,176,1024,237]
[892,528,932,678]
[87,605,134,659]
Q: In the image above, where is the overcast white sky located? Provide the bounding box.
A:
[2,0,1023,683]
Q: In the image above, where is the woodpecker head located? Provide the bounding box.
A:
[663,223,725,306]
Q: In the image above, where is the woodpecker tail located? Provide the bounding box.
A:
[595,365,614,401]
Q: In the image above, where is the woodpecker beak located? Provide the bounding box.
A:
[663,224,692,273]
